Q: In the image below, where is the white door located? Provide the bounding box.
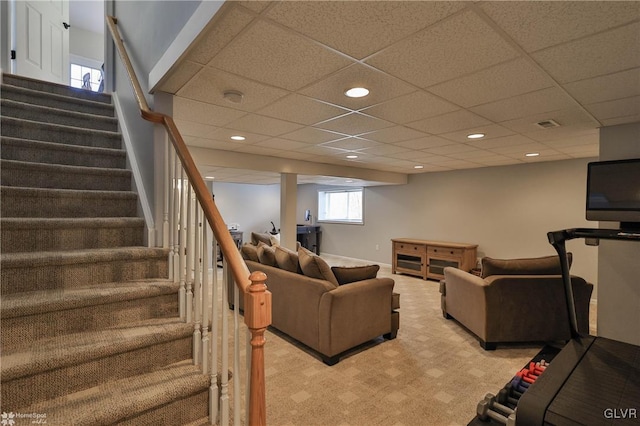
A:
[12,0,69,84]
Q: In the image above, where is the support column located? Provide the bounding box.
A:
[280,173,297,250]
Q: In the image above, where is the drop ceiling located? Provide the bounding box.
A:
[156,1,640,185]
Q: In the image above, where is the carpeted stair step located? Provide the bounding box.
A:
[1,217,145,252]
[15,360,209,425]
[1,159,132,191]
[1,137,126,168]
[1,83,115,116]
[1,279,179,351]
[1,320,194,409]
[1,98,119,131]
[1,247,169,294]
[2,73,112,104]
[1,116,122,149]
[1,186,138,218]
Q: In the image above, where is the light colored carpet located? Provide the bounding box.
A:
[241,253,597,426]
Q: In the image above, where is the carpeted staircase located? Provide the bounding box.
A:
[1,74,210,425]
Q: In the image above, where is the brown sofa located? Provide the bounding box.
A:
[235,239,400,365]
[440,255,593,350]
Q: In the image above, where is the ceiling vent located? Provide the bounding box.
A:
[536,119,560,129]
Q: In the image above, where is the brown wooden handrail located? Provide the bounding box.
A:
[106,15,270,426]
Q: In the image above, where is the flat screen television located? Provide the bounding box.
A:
[586,158,640,229]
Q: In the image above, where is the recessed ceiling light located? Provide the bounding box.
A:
[344,87,369,98]
[346,154,359,159]
[223,90,244,104]
[414,165,424,169]
[205,176,215,180]
[467,133,485,139]
[525,152,540,157]
[230,135,245,141]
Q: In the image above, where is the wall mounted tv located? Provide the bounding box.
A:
[586,158,640,229]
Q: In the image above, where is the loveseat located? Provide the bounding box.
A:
[235,236,400,365]
[440,255,593,350]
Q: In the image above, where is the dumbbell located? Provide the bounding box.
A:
[497,387,519,408]
[476,393,517,425]
[516,369,537,384]
[511,376,529,393]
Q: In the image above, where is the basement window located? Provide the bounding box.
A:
[70,63,102,91]
[318,188,363,224]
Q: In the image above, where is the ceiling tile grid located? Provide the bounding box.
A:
[158,1,639,185]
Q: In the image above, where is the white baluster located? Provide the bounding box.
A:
[172,155,180,286]
[167,149,175,279]
[193,204,202,365]
[163,136,170,249]
[178,168,187,320]
[202,222,210,375]
[233,278,241,426]
[209,237,219,425]
[220,259,230,426]
[186,182,194,323]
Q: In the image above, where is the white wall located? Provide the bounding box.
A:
[597,122,640,345]
[70,26,103,66]
[298,158,598,288]
[211,182,281,245]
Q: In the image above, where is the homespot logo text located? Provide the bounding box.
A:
[1,412,47,424]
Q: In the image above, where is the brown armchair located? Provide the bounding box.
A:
[440,255,593,350]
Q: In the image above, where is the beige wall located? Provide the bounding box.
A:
[298,158,598,288]
[597,122,640,345]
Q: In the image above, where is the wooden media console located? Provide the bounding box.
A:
[391,238,477,281]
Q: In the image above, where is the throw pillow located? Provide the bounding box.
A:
[298,247,339,287]
[251,232,272,246]
[257,242,277,267]
[275,245,300,273]
[240,243,259,262]
[481,253,573,278]
[331,265,380,285]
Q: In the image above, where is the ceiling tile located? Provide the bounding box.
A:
[428,58,553,107]
[557,144,599,158]
[425,144,477,156]
[466,134,536,150]
[585,96,640,121]
[315,112,394,135]
[174,119,219,139]
[173,97,247,127]
[209,19,352,91]
[225,114,303,137]
[361,90,459,124]
[280,127,346,144]
[489,142,550,156]
[532,22,640,84]
[177,67,288,112]
[439,124,515,144]
[256,93,350,125]
[158,61,203,94]
[209,127,269,144]
[186,5,256,66]
[600,114,640,127]
[265,1,464,59]
[394,136,455,150]
[367,10,519,88]
[299,63,415,110]
[470,87,577,123]
[473,156,520,167]
[358,144,411,156]
[407,110,491,135]
[542,131,598,148]
[563,68,640,105]
[480,1,640,53]
[321,137,382,151]
[236,1,271,15]
[254,138,311,151]
[360,126,429,144]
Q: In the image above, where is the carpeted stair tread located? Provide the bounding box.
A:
[1,98,118,131]
[1,159,131,191]
[1,319,193,381]
[1,116,122,149]
[1,216,144,231]
[0,136,126,168]
[1,279,177,319]
[19,361,209,425]
[0,246,169,269]
[2,73,112,104]
[1,83,114,116]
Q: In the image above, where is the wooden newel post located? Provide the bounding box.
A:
[245,271,271,426]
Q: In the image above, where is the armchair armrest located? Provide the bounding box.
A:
[442,267,490,341]
[318,278,394,357]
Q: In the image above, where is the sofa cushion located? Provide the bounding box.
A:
[251,232,273,246]
[240,243,259,262]
[298,247,339,287]
[257,242,277,267]
[331,264,380,285]
[275,245,300,273]
[481,253,572,278]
